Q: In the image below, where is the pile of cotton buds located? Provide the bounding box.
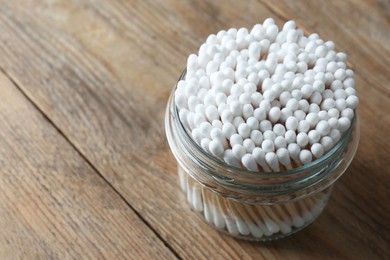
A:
[175,18,358,171]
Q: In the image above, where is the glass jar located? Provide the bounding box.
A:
[165,71,360,241]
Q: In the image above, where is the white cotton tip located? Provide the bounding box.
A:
[203,199,214,225]
[311,143,325,159]
[254,107,267,122]
[224,215,240,236]
[298,120,310,133]
[186,112,196,130]
[175,93,188,110]
[263,130,276,142]
[233,116,245,129]
[296,132,309,148]
[230,101,242,117]
[309,103,320,113]
[242,153,258,171]
[230,133,243,146]
[302,208,314,222]
[338,117,351,132]
[294,110,306,122]
[188,96,200,112]
[308,130,321,145]
[232,144,246,161]
[195,104,206,115]
[266,24,279,42]
[286,98,299,111]
[262,139,275,153]
[260,99,272,113]
[277,148,292,170]
[179,109,190,129]
[346,95,359,109]
[273,124,286,136]
[285,130,297,144]
[318,110,329,121]
[265,152,280,171]
[199,122,213,137]
[200,138,211,153]
[268,107,281,123]
[299,149,313,165]
[249,130,263,146]
[341,108,354,120]
[321,98,336,111]
[316,120,331,136]
[235,216,251,236]
[298,99,310,113]
[192,185,204,212]
[284,117,297,132]
[263,89,276,102]
[242,104,254,120]
[212,205,226,229]
[205,105,219,122]
[321,136,334,152]
[301,84,314,99]
[209,139,224,158]
[291,214,305,228]
[280,108,293,123]
[328,117,339,129]
[217,103,229,115]
[210,128,228,148]
[329,128,342,144]
[246,117,259,131]
[291,89,303,100]
[247,221,264,238]
[304,112,318,128]
[252,147,271,172]
[239,92,252,105]
[222,122,236,139]
[274,136,287,149]
[193,113,206,127]
[334,89,347,100]
[334,68,347,81]
[328,108,340,119]
[238,123,251,139]
[215,92,227,106]
[335,98,347,112]
[223,149,242,167]
[310,91,322,105]
[259,120,272,132]
[191,128,204,145]
[251,92,263,108]
[243,139,256,153]
[248,41,261,59]
[288,143,301,163]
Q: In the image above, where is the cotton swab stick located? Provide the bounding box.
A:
[202,188,214,224]
[232,203,263,238]
[296,199,314,222]
[192,183,204,212]
[281,203,305,228]
[186,174,193,204]
[253,205,281,234]
[262,205,292,234]
[178,166,187,192]
[211,193,226,229]
[227,201,251,236]
[220,199,240,236]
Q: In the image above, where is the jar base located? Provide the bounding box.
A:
[179,165,331,241]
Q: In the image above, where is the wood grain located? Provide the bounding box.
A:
[0,72,175,258]
[0,0,388,259]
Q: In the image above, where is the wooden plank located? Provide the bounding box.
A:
[0,0,388,258]
[0,73,176,258]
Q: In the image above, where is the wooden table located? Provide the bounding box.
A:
[0,0,388,259]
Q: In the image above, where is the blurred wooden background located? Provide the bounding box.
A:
[0,0,388,259]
